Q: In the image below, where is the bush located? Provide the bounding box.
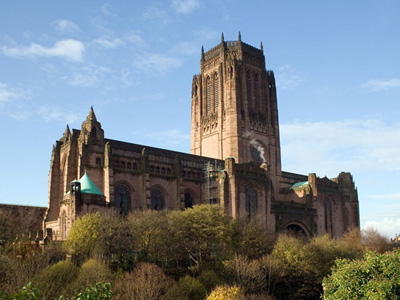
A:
[33,260,79,299]
[206,285,245,300]
[323,250,400,299]
[113,262,174,300]
[165,275,206,300]
[64,259,112,296]
[63,213,104,264]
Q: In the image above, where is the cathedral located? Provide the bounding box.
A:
[44,34,359,241]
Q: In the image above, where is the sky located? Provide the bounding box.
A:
[1,0,399,237]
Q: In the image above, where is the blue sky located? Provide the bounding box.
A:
[1,0,399,237]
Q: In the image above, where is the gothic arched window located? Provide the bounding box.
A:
[61,211,67,240]
[254,73,260,110]
[324,197,333,234]
[214,73,219,110]
[151,188,164,211]
[206,77,211,114]
[115,184,130,216]
[184,192,193,208]
[245,187,257,217]
[246,71,252,111]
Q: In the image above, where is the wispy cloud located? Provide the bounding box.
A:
[93,37,124,49]
[142,4,173,25]
[2,39,85,62]
[362,218,400,238]
[100,3,116,17]
[55,19,81,34]
[133,53,182,74]
[0,83,29,104]
[171,0,201,14]
[275,64,307,89]
[359,78,400,92]
[369,193,400,200]
[131,128,190,150]
[280,119,400,175]
[61,63,111,87]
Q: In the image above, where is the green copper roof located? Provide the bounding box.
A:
[291,181,308,189]
[79,172,104,195]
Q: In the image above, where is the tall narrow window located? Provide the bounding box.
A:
[214,74,219,110]
[245,187,257,217]
[254,74,260,110]
[206,77,211,114]
[246,71,252,111]
[151,188,164,210]
[324,197,332,234]
[184,192,193,208]
[115,184,130,216]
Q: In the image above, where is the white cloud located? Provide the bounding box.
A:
[55,19,81,34]
[94,37,124,49]
[62,63,111,87]
[142,4,173,25]
[359,78,400,91]
[362,218,400,239]
[275,64,307,89]
[133,53,182,74]
[171,0,201,14]
[280,119,400,175]
[0,83,29,104]
[123,30,145,46]
[100,3,116,17]
[2,39,85,62]
[132,128,190,150]
[369,193,400,200]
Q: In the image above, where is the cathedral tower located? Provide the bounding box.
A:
[191,33,281,177]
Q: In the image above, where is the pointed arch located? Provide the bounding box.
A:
[114,183,131,216]
[151,185,167,211]
[254,73,260,110]
[245,186,258,217]
[246,70,252,111]
[214,72,219,111]
[206,76,211,115]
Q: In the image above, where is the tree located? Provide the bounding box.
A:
[206,285,245,300]
[362,227,392,253]
[271,234,356,299]
[232,218,272,259]
[168,205,234,271]
[323,250,400,299]
[63,213,104,264]
[165,275,206,300]
[64,259,112,297]
[33,260,79,299]
[113,262,174,300]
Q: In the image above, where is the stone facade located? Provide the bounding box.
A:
[44,34,359,241]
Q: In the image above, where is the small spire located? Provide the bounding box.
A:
[87,106,97,122]
[63,125,71,138]
[238,31,241,42]
[221,32,224,43]
[201,45,205,60]
[260,41,263,53]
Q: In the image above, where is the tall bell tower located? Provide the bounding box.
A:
[191,33,281,177]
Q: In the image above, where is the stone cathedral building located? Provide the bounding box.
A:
[44,34,359,240]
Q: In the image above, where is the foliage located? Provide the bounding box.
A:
[233,219,272,259]
[168,205,234,271]
[323,249,400,299]
[223,254,266,295]
[63,213,104,264]
[93,213,135,272]
[197,269,224,293]
[128,210,171,265]
[58,282,113,300]
[113,262,174,300]
[165,275,206,300]
[32,260,79,299]
[0,282,40,300]
[362,227,392,253]
[206,285,245,300]
[64,259,113,297]
[341,227,364,256]
[271,234,356,299]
